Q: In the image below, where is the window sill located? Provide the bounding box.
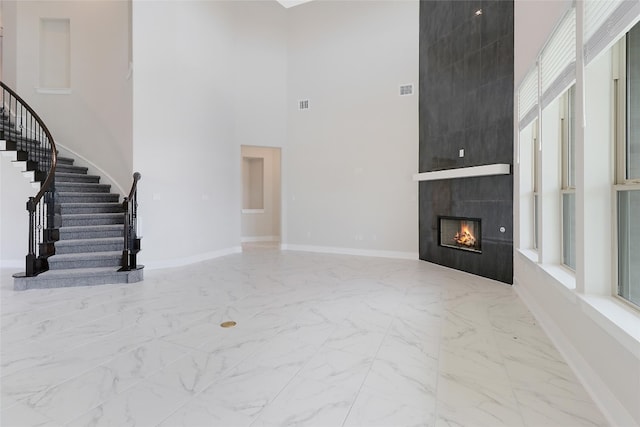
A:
[518,247,539,263]
[241,209,265,214]
[517,248,576,291]
[540,263,576,291]
[516,251,640,356]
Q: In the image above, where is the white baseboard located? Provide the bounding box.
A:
[281,244,418,260]
[143,246,242,270]
[241,236,280,243]
[514,279,637,427]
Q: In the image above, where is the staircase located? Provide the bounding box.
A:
[1,82,143,290]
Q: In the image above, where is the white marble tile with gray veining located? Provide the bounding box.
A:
[1,247,608,427]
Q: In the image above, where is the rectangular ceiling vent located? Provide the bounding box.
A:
[299,99,310,110]
[399,84,414,96]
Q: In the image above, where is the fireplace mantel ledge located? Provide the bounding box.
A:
[413,164,511,182]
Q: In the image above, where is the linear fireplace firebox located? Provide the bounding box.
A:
[438,216,482,253]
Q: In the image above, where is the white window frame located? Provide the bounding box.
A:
[533,119,540,251]
[560,86,576,271]
[613,33,640,309]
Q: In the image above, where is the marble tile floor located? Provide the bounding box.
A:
[0,247,608,426]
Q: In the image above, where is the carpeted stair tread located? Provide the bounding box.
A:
[58,191,117,196]
[55,237,123,246]
[56,164,89,174]
[58,227,123,240]
[56,182,111,193]
[60,212,124,227]
[55,172,100,183]
[49,251,122,261]
[58,203,123,214]
[48,251,123,269]
[55,236,124,253]
[61,213,124,219]
[59,224,123,232]
[57,192,120,203]
[56,156,75,165]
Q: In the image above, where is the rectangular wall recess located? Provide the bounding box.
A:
[39,18,71,89]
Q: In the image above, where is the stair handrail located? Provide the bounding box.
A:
[120,172,141,271]
[1,82,58,205]
[1,81,58,276]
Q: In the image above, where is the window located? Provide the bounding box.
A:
[625,23,640,182]
[615,21,640,307]
[533,120,540,251]
[561,86,576,270]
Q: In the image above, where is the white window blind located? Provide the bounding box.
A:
[518,65,539,131]
[540,7,576,108]
[584,0,640,64]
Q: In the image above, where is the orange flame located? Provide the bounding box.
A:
[454,223,476,247]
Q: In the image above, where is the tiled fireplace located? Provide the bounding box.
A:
[418,0,514,284]
[419,174,513,284]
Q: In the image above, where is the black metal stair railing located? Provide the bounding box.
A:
[119,172,141,271]
[1,81,58,277]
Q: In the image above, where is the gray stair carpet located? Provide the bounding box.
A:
[3,150,144,290]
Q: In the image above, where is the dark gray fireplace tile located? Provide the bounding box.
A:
[419,0,513,284]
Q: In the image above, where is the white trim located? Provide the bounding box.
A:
[142,246,242,270]
[241,236,280,243]
[281,244,418,260]
[413,164,511,182]
[56,143,127,196]
[241,209,265,214]
[514,280,638,427]
[34,88,72,95]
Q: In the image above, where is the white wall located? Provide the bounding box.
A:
[233,0,286,243]
[132,1,288,267]
[0,160,31,270]
[4,0,420,266]
[11,1,132,189]
[284,0,419,257]
[0,0,132,267]
[241,146,281,241]
[133,1,240,267]
[514,3,640,426]
[1,0,18,86]
[231,1,288,151]
[133,0,419,265]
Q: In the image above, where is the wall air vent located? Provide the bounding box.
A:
[299,99,310,110]
[399,84,413,96]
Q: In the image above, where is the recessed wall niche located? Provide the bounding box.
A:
[242,157,264,211]
[39,18,71,89]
